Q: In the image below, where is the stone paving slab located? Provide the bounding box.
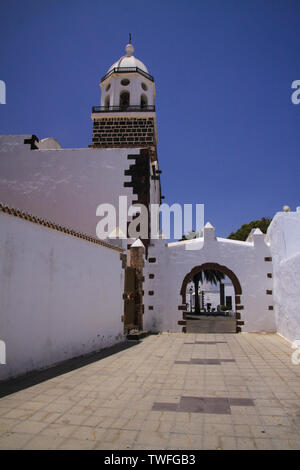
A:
[0,332,300,450]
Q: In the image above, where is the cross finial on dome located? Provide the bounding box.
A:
[129,33,132,44]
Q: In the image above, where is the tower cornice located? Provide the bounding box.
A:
[101,67,154,84]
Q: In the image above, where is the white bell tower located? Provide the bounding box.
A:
[90,41,158,149]
[100,43,156,110]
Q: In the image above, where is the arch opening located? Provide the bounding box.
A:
[179,263,243,334]
[105,95,110,109]
[140,94,148,108]
[120,90,130,110]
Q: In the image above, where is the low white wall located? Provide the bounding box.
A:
[0,212,125,381]
[267,208,300,343]
[144,225,276,333]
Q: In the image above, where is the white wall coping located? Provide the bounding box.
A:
[167,236,253,248]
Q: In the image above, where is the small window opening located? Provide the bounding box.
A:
[141,94,148,108]
[120,91,130,109]
[105,95,110,109]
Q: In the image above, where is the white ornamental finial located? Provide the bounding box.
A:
[125,41,134,57]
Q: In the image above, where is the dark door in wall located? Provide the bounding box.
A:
[123,267,138,331]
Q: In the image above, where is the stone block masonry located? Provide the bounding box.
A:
[91,117,156,148]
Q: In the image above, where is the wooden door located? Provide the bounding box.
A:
[123,267,138,331]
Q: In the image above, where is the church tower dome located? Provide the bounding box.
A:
[99,42,155,110]
[107,43,149,74]
[90,41,158,149]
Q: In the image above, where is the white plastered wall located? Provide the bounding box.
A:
[0,139,140,240]
[0,212,124,381]
[267,208,300,344]
[143,225,276,333]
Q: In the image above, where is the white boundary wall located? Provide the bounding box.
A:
[0,212,124,381]
[144,224,276,333]
[267,208,300,343]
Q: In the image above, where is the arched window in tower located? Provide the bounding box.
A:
[105,95,110,109]
[140,94,148,109]
[120,91,130,110]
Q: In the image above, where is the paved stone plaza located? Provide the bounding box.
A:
[0,332,300,450]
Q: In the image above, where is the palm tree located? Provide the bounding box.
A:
[192,270,225,313]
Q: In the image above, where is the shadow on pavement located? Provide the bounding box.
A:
[0,340,140,399]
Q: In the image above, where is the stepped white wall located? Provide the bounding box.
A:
[144,226,276,333]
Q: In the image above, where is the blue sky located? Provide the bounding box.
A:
[0,0,299,237]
